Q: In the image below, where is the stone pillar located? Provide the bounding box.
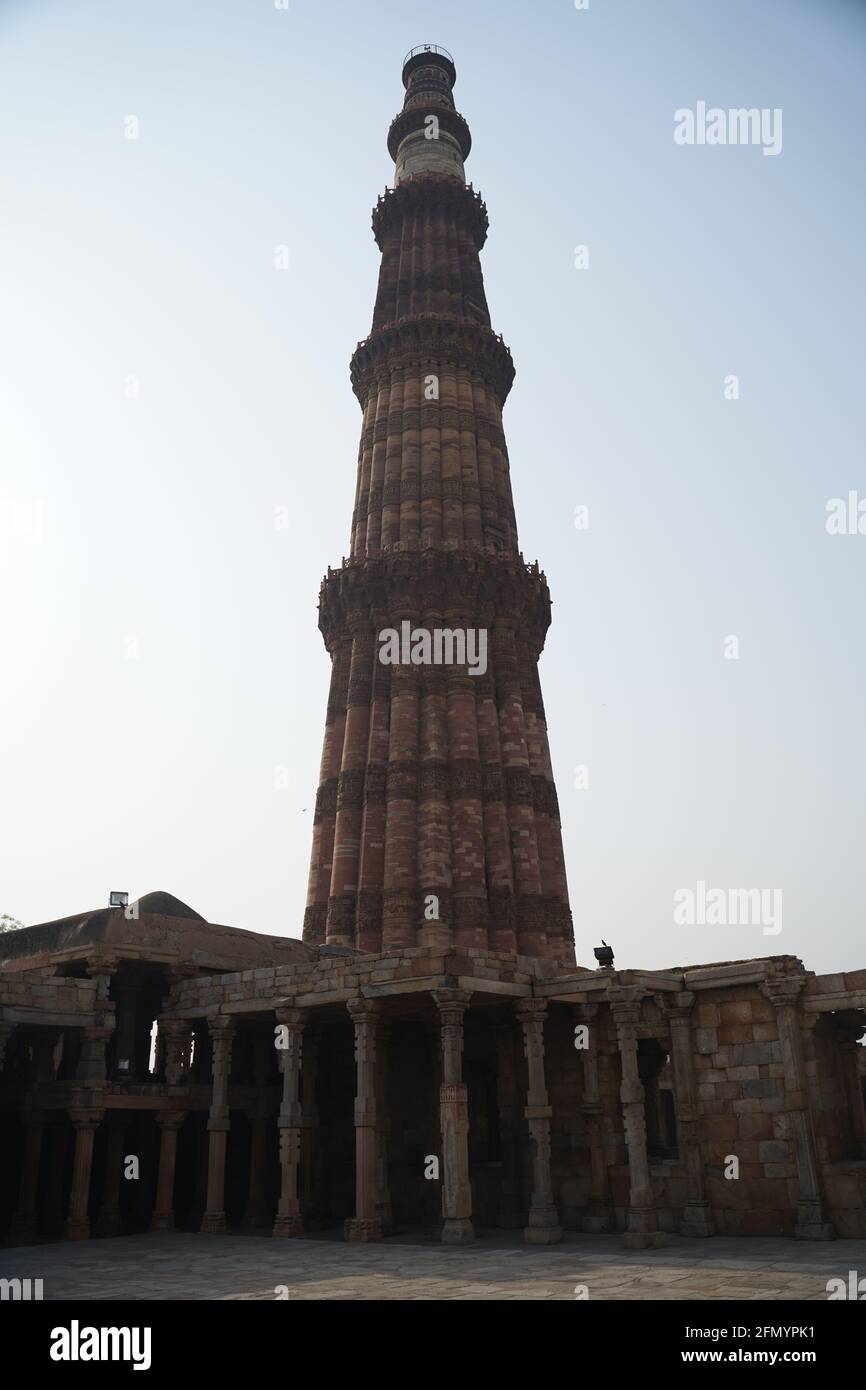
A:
[94,1118,126,1237]
[162,1018,193,1086]
[201,1017,235,1234]
[611,990,665,1249]
[761,977,833,1239]
[76,1024,113,1083]
[576,1004,612,1233]
[152,1112,186,1231]
[273,1007,307,1237]
[64,1109,103,1240]
[494,1018,525,1228]
[432,989,475,1244]
[300,1024,321,1226]
[667,992,714,1237]
[345,998,383,1241]
[517,998,562,1243]
[10,1115,45,1244]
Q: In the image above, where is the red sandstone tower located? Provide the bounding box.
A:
[304,46,573,964]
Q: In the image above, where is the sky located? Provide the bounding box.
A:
[1,0,864,974]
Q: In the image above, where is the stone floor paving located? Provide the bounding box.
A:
[1,1229,863,1300]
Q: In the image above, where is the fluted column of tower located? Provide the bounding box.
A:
[304,46,574,964]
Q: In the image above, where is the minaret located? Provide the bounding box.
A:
[304,46,573,964]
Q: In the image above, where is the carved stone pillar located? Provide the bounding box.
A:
[94,1117,126,1237]
[64,1109,103,1240]
[576,1003,612,1233]
[273,1006,307,1237]
[77,1023,114,1083]
[161,1018,193,1086]
[10,1114,46,1244]
[345,998,383,1241]
[432,989,475,1244]
[611,990,665,1249]
[667,992,714,1236]
[761,976,833,1239]
[517,998,562,1243]
[201,1017,235,1233]
[152,1112,186,1231]
[494,1017,525,1228]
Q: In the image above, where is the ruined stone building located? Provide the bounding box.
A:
[2,47,865,1252]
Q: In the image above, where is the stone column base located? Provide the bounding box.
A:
[63,1216,90,1241]
[624,1229,666,1250]
[525,1224,563,1245]
[525,1204,562,1244]
[273,1214,305,1238]
[795,1199,834,1240]
[624,1206,665,1249]
[200,1211,227,1234]
[679,1201,715,1238]
[344,1217,383,1242]
[441,1217,475,1245]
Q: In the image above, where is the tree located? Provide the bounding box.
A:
[0,914,24,932]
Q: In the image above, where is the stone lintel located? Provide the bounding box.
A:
[682,959,799,988]
[1,1008,97,1027]
[804,990,866,1013]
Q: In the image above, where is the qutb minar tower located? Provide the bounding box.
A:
[304,46,574,964]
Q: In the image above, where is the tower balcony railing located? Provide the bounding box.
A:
[322,544,545,582]
[403,44,454,67]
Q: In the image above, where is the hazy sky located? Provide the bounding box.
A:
[2,0,864,974]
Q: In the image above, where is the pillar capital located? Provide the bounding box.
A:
[761,974,807,1010]
[156,1110,187,1131]
[516,997,548,1025]
[86,953,122,976]
[346,996,381,1025]
[431,988,472,1025]
[609,987,647,1025]
[275,1003,309,1030]
[68,1108,104,1130]
[208,1015,237,1039]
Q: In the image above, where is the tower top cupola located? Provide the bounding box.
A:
[388,44,471,186]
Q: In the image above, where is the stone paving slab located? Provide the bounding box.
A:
[1,1230,863,1301]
